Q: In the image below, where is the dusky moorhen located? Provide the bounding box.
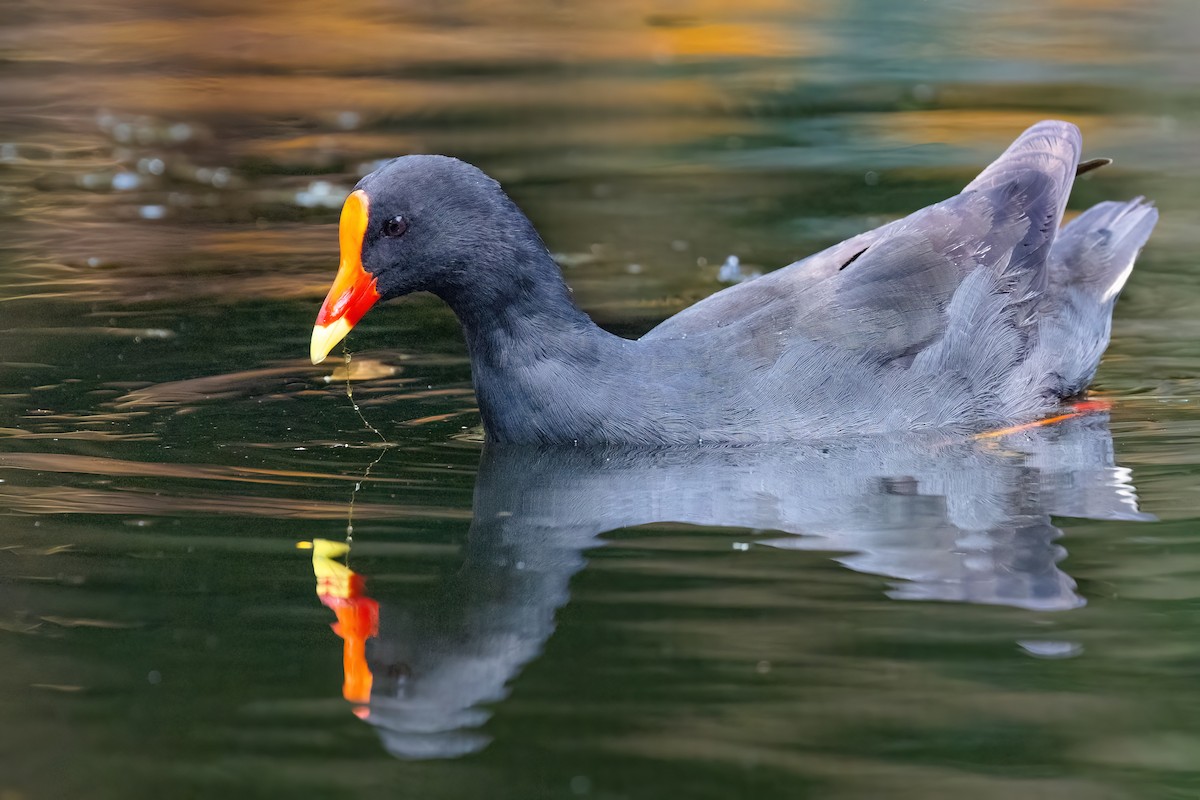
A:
[310,121,1156,444]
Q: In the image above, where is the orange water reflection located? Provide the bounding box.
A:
[299,538,379,717]
[0,0,1176,321]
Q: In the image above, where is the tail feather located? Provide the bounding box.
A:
[1035,197,1158,397]
[1050,198,1158,304]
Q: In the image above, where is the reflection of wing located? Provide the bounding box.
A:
[763,498,1083,610]
[762,413,1154,610]
[356,411,1148,759]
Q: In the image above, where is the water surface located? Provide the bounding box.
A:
[3,1,1200,798]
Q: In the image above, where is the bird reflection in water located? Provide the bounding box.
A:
[302,405,1151,760]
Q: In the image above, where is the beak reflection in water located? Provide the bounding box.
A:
[298,538,379,719]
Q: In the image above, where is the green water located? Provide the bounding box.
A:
[3,1,1200,797]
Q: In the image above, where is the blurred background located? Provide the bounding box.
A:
[2,1,1200,798]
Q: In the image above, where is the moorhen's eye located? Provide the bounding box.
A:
[383,215,408,238]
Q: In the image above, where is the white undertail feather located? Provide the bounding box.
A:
[1101,257,1138,303]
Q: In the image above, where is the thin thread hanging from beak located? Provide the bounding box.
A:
[342,342,392,545]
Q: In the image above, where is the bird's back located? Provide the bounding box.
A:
[637,120,1155,439]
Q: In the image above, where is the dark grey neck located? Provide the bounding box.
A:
[433,239,631,442]
[438,245,593,338]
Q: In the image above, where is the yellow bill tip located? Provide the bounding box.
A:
[311,318,353,365]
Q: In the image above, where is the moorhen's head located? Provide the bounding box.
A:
[310,155,533,364]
